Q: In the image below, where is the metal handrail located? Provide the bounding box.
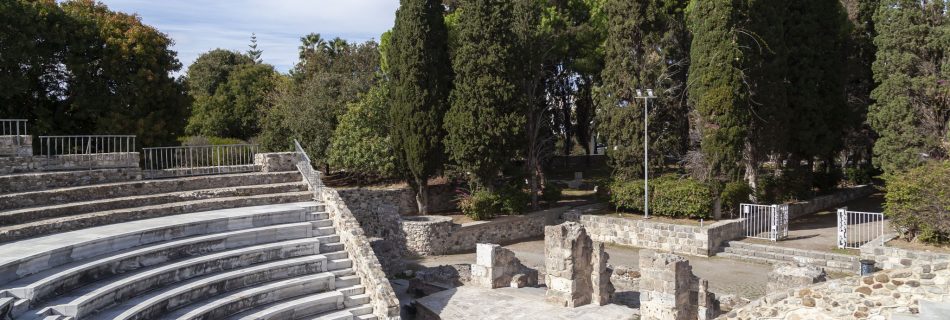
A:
[294,139,324,195]
[142,144,259,179]
[38,135,137,157]
[0,119,27,136]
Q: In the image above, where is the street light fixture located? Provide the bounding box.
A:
[633,89,656,218]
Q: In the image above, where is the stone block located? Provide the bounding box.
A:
[767,264,827,294]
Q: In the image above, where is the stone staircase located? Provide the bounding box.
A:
[717,240,860,274]
[0,170,379,319]
[0,202,376,320]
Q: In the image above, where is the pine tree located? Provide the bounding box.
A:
[443,0,522,189]
[247,33,262,63]
[686,0,749,182]
[388,0,453,214]
[870,0,950,173]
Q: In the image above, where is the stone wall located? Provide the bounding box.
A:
[565,213,745,257]
[0,135,32,157]
[254,152,298,172]
[860,234,950,270]
[0,168,142,194]
[320,187,401,320]
[401,205,597,257]
[723,263,950,320]
[638,250,718,320]
[786,184,876,220]
[0,153,139,174]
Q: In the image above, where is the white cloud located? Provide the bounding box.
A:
[99,0,399,73]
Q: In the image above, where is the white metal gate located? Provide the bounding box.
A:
[740,203,789,241]
[837,208,885,249]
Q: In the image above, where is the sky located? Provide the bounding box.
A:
[100,0,400,73]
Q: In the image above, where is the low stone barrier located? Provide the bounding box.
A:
[722,241,859,273]
[254,152,297,172]
[321,187,401,320]
[401,205,602,256]
[786,184,876,219]
[565,213,745,257]
[860,234,950,270]
[0,167,142,194]
[0,152,139,175]
[0,135,31,157]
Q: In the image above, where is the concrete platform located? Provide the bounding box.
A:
[415,286,638,320]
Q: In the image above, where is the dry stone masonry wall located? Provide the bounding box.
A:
[321,187,402,320]
[724,263,950,320]
[543,222,614,308]
[0,135,31,157]
[566,213,745,257]
[638,250,719,320]
[254,152,298,172]
[470,243,538,289]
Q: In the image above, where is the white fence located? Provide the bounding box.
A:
[294,139,324,196]
[740,203,789,241]
[837,208,886,249]
[1,119,27,136]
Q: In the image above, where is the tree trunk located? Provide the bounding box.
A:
[415,180,429,215]
[713,196,722,220]
[743,141,759,202]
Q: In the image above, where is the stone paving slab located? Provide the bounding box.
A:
[415,286,638,320]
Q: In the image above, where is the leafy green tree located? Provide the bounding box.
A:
[444,0,523,189]
[185,49,255,99]
[0,0,189,146]
[328,83,398,177]
[187,63,278,139]
[388,0,453,213]
[260,39,380,169]
[687,0,748,182]
[869,0,949,174]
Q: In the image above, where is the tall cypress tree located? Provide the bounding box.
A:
[443,0,522,189]
[388,0,453,214]
[870,0,949,173]
[784,0,850,167]
[740,0,789,189]
[686,0,748,183]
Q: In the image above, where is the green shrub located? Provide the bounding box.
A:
[884,161,950,244]
[609,178,645,212]
[813,169,842,194]
[609,175,712,219]
[540,181,563,205]
[178,136,247,146]
[721,181,752,217]
[459,190,501,221]
[651,175,713,219]
[844,167,873,185]
[497,185,530,215]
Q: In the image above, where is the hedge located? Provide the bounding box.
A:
[609,175,713,219]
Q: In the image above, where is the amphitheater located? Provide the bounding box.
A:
[3,124,950,320]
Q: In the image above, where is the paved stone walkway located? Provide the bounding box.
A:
[415,286,638,320]
[409,238,773,299]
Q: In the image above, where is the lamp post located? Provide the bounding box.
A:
[635,89,656,218]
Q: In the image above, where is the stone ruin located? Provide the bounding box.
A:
[544,221,614,307]
[767,263,827,295]
[638,250,720,320]
[470,243,539,289]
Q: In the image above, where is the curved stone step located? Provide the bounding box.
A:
[0,171,303,211]
[87,256,331,320]
[0,182,308,225]
[1,222,317,305]
[225,290,345,320]
[166,274,341,320]
[306,305,375,320]
[0,202,318,286]
[0,191,315,243]
[46,239,326,319]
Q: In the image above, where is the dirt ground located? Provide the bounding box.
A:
[740,192,887,253]
[407,238,774,300]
